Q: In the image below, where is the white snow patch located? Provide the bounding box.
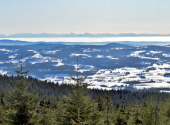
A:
[96,55,104,58]
[128,50,145,57]
[0,49,13,53]
[83,48,101,53]
[114,48,123,50]
[70,53,92,58]
[150,51,162,54]
[139,56,160,60]
[43,50,61,54]
[0,70,7,75]
[51,59,62,62]
[53,62,64,67]
[72,64,98,73]
[29,59,49,64]
[162,53,170,57]
[133,83,170,89]
[8,55,17,59]
[10,60,18,64]
[31,53,43,58]
[160,90,170,93]
[27,50,37,53]
[106,56,119,60]
[87,85,113,90]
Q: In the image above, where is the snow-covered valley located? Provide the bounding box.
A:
[1,40,170,92]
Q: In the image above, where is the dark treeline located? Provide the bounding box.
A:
[0,73,170,124]
[0,74,169,106]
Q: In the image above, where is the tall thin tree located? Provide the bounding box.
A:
[8,53,38,125]
[62,57,103,124]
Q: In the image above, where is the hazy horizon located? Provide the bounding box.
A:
[1,0,170,35]
[1,36,170,43]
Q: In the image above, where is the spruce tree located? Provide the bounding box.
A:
[159,97,170,125]
[38,100,57,125]
[104,91,114,125]
[7,53,39,125]
[96,94,105,112]
[114,104,126,125]
[0,101,7,124]
[140,97,159,125]
[51,98,65,124]
[127,101,142,125]
[62,57,103,124]
[0,94,11,125]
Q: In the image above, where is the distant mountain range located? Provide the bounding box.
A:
[0,33,170,38]
[0,39,170,47]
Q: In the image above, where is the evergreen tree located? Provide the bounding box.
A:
[159,97,170,125]
[104,91,114,125]
[38,100,56,125]
[62,57,103,124]
[96,94,105,112]
[51,98,65,124]
[124,105,131,125]
[0,94,12,125]
[114,104,126,125]
[140,97,159,125]
[7,53,39,125]
[0,101,7,124]
[127,101,142,125]
[0,91,5,105]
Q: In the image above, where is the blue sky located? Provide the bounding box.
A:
[0,0,170,35]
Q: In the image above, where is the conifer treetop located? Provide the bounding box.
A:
[69,57,87,85]
[15,53,29,76]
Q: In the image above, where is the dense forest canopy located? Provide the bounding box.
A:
[0,74,169,106]
[0,73,170,124]
[0,56,170,124]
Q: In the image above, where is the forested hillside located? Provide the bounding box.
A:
[0,73,170,124]
[0,74,169,106]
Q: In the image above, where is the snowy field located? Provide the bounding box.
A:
[0,39,170,92]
